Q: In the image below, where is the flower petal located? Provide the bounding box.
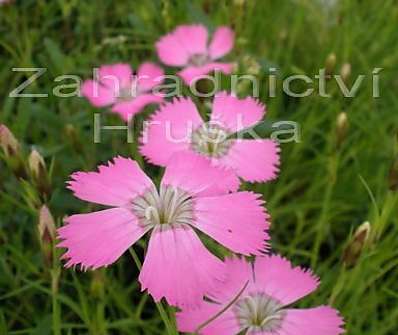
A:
[112,94,163,121]
[58,208,148,270]
[177,303,239,335]
[253,255,320,306]
[156,26,201,66]
[68,156,154,206]
[218,139,280,182]
[208,257,253,304]
[81,80,116,107]
[156,24,209,66]
[139,225,224,308]
[209,26,234,59]
[137,62,164,91]
[173,24,208,55]
[211,92,265,132]
[98,63,132,90]
[161,151,239,197]
[139,97,203,166]
[268,306,345,335]
[178,62,233,85]
[177,258,251,334]
[194,192,269,255]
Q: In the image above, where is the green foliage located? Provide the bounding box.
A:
[1,0,397,334]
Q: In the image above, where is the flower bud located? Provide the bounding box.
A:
[343,221,371,268]
[38,205,56,265]
[0,124,19,158]
[39,205,56,242]
[29,149,45,179]
[325,52,336,76]
[0,124,27,178]
[336,112,349,148]
[28,149,51,198]
[340,63,351,84]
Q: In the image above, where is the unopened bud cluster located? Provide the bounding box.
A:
[1,124,52,204]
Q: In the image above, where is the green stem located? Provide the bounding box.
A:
[128,248,177,335]
[195,280,249,334]
[328,265,347,305]
[51,250,61,335]
[311,154,338,268]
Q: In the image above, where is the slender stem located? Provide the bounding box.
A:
[311,154,338,268]
[51,246,61,335]
[128,247,143,268]
[195,280,249,334]
[128,248,177,335]
[329,265,346,305]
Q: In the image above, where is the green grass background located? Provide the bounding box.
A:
[1,0,398,334]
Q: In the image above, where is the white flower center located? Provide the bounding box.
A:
[234,293,286,333]
[189,53,210,67]
[131,185,194,227]
[116,80,142,102]
[191,123,233,158]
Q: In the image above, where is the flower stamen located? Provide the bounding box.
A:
[234,293,286,333]
[191,123,233,158]
[131,185,194,227]
[188,53,210,67]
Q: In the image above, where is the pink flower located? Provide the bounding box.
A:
[140,92,280,183]
[156,24,234,85]
[81,63,164,121]
[177,255,345,335]
[57,152,270,307]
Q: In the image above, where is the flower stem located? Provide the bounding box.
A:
[51,247,61,335]
[128,247,177,335]
[194,280,249,334]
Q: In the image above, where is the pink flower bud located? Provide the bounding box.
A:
[0,124,20,158]
[39,205,56,244]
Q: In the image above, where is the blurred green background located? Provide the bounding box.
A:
[1,0,398,334]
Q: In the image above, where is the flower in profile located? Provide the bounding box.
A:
[81,63,164,121]
[57,152,269,307]
[177,255,345,335]
[140,92,280,183]
[156,24,234,85]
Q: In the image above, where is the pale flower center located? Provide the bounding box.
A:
[191,123,233,158]
[131,185,194,227]
[117,85,138,102]
[188,53,210,67]
[234,293,286,333]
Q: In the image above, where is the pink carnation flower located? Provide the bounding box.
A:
[57,152,270,307]
[140,92,280,183]
[81,63,164,121]
[156,24,234,85]
[177,255,345,335]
